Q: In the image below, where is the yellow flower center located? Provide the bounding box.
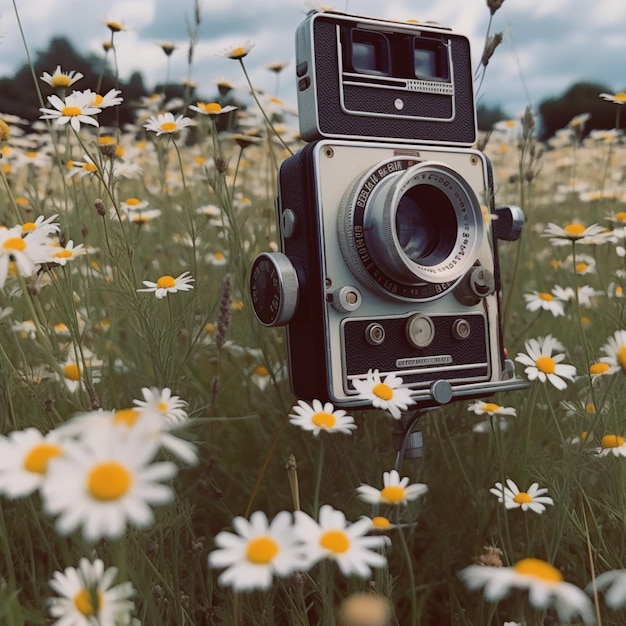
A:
[563,223,586,237]
[99,136,116,145]
[617,346,626,371]
[23,443,62,474]
[63,362,80,381]
[3,237,26,252]
[93,94,104,106]
[245,536,279,564]
[311,411,336,429]
[112,408,141,427]
[590,361,610,375]
[535,355,556,374]
[371,516,391,528]
[51,75,73,88]
[230,46,246,58]
[54,248,73,259]
[0,119,10,142]
[214,252,225,260]
[601,434,625,449]
[87,461,132,501]
[615,211,626,222]
[575,262,588,273]
[380,485,406,503]
[21,221,36,232]
[513,558,563,583]
[585,402,596,414]
[538,292,553,301]
[613,93,626,103]
[482,402,501,413]
[254,365,269,377]
[107,21,123,32]
[513,492,532,504]
[73,588,99,616]
[320,530,350,554]
[156,275,176,289]
[15,197,29,207]
[82,162,98,172]
[203,102,222,114]
[372,383,393,401]
[125,197,141,206]
[157,401,168,412]
[160,121,178,133]
[61,106,82,117]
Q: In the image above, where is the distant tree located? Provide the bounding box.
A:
[0,36,149,129]
[476,102,510,132]
[537,81,621,140]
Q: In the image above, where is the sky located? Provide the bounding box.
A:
[1,0,625,122]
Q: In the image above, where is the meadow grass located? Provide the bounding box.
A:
[1,3,626,625]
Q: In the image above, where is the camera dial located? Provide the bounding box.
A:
[338,157,484,302]
[250,252,299,327]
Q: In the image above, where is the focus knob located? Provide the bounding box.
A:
[250,252,299,327]
[494,205,525,241]
[454,264,495,306]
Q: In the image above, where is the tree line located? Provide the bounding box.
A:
[0,36,623,141]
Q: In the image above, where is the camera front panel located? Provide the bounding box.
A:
[296,12,476,145]
[277,139,510,408]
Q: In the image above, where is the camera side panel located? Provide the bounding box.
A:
[277,144,331,401]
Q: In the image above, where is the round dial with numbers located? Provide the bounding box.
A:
[250,252,299,327]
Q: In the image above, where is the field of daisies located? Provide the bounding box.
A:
[2,4,626,626]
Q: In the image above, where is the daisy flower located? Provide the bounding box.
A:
[515,335,577,390]
[41,425,177,542]
[143,112,195,136]
[541,221,613,246]
[0,427,64,498]
[467,400,517,417]
[48,557,135,626]
[89,88,124,109]
[352,369,415,419]
[47,240,87,266]
[0,224,51,288]
[137,271,194,298]
[220,41,255,60]
[188,102,237,118]
[293,505,388,577]
[591,569,626,609]
[40,65,83,89]
[21,214,60,237]
[133,386,188,425]
[598,329,626,374]
[60,403,197,466]
[356,469,428,506]
[289,399,357,436]
[523,290,566,316]
[595,434,626,457]
[459,558,595,626]
[489,479,554,514]
[599,91,626,104]
[39,90,101,132]
[208,510,307,591]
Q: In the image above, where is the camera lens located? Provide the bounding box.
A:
[338,157,484,301]
[395,185,456,266]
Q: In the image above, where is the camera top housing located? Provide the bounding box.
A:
[295,10,477,146]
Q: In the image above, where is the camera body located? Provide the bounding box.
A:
[250,10,525,409]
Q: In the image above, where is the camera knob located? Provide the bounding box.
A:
[453,264,495,306]
[494,205,525,241]
[250,252,299,327]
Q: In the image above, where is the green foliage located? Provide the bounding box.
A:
[538,81,624,139]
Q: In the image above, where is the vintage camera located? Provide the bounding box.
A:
[250,10,525,410]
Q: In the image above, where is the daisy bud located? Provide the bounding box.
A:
[487,0,505,15]
[95,199,106,216]
[481,32,503,68]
